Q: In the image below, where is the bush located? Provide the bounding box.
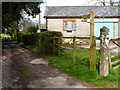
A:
[18,31,62,55]
[0,33,14,41]
[37,31,62,55]
[26,25,38,33]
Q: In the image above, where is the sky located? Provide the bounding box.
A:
[30,0,120,24]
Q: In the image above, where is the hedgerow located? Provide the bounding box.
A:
[18,31,62,55]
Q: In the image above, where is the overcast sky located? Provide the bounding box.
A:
[31,0,120,24]
[46,0,119,6]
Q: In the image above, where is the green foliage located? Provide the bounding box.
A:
[26,25,38,33]
[22,33,37,46]
[0,34,11,41]
[0,33,17,41]
[17,32,26,43]
[18,31,62,55]
[2,2,42,33]
[37,31,62,55]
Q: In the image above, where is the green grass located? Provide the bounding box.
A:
[86,42,90,45]
[111,55,120,68]
[63,44,73,48]
[111,55,120,62]
[117,41,120,44]
[64,47,100,64]
[112,62,120,67]
[16,61,28,77]
[45,48,118,88]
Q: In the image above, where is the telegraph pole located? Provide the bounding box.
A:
[39,11,41,30]
[39,2,44,31]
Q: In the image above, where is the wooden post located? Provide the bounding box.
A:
[90,11,96,71]
[100,26,109,76]
[58,37,61,56]
[109,51,112,69]
[73,36,76,63]
[53,37,55,56]
[92,36,96,69]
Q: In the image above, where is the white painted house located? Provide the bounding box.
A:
[44,6,120,39]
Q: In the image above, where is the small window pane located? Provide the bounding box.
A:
[64,21,74,30]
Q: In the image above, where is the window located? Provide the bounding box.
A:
[63,19,76,31]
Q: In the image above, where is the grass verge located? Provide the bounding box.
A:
[45,48,118,88]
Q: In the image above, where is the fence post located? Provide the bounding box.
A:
[100,26,109,76]
[91,36,97,70]
[90,11,96,71]
[109,51,112,69]
[58,37,61,56]
[53,37,55,56]
[73,36,76,63]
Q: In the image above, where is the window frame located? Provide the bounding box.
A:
[63,19,76,31]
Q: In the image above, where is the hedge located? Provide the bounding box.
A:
[18,31,62,55]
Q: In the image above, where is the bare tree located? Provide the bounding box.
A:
[109,0,115,6]
[84,0,116,6]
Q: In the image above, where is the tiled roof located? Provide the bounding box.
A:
[44,6,120,18]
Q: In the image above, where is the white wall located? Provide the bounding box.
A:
[47,18,90,37]
[47,18,119,38]
[114,22,120,38]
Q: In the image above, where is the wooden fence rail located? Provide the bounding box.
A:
[53,36,98,70]
[54,36,100,40]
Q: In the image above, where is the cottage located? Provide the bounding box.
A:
[44,6,120,39]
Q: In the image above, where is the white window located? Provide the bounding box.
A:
[64,21,75,30]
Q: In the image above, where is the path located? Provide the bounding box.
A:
[1,41,98,89]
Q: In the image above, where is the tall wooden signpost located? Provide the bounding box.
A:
[82,11,96,71]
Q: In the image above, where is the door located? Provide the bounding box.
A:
[94,22,113,43]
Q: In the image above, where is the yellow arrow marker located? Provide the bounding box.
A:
[82,14,90,19]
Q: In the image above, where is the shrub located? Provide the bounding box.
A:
[26,25,38,33]
[18,31,62,55]
[1,33,11,41]
[37,31,62,55]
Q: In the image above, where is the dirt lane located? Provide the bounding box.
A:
[2,41,98,89]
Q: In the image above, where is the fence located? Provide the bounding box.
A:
[53,26,119,76]
[53,36,99,72]
[109,38,120,70]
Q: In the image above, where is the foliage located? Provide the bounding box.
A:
[1,33,17,41]
[26,25,38,33]
[45,48,118,88]
[37,31,62,54]
[18,31,62,55]
[0,34,11,41]
[11,21,18,37]
[22,33,37,46]
[2,2,42,34]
